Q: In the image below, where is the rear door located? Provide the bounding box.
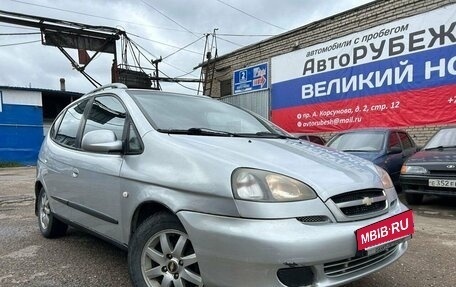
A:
[398,131,417,160]
[44,99,90,220]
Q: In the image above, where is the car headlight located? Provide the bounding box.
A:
[400,165,428,175]
[375,166,394,189]
[231,168,317,202]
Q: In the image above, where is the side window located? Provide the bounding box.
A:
[50,112,64,139]
[388,132,401,151]
[127,123,143,154]
[55,99,89,148]
[82,96,126,141]
[398,132,414,149]
[309,136,324,145]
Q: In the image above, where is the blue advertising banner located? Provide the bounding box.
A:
[233,62,268,95]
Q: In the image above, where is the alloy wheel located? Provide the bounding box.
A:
[39,191,51,230]
[141,229,202,287]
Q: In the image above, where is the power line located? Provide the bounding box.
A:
[0,23,36,30]
[127,33,202,76]
[125,36,159,62]
[162,35,205,60]
[128,32,202,90]
[175,68,200,78]
[0,32,41,35]
[8,0,200,34]
[217,33,275,37]
[214,0,286,31]
[0,39,40,47]
[127,36,200,77]
[163,61,200,77]
[8,0,281,37]
[161,70,200,92]
[217,36,243,47]
[140,0,200,38]
[127,32,202,55]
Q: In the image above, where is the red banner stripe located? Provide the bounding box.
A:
[272,84,456,133]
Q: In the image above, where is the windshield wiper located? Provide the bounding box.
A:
[157,128,238,137]
[158,129,297,139]
[254,132,298,139]
[424,145,456,151]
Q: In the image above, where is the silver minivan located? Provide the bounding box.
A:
[36,84,411,287]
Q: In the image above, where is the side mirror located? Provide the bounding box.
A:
[82,130,123,153]
[388,146,402,155]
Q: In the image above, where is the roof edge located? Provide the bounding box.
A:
[0,86,83,96]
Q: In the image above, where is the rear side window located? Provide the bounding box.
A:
[309,136,325,145]
[388,132,401,151]
[55,99,89,148]
[398,132,414,149]
[82,96,127,141]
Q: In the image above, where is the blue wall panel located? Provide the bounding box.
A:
[0,104,44,166]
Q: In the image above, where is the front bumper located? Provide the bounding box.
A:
[400,175,456,197]
[177,202,409,287]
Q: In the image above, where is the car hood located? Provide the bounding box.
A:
[341,151,382,162]
[164,136,383,201]
[406,149,456,164]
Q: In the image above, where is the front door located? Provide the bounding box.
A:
[74,95,127,242]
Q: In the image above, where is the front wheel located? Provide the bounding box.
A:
[128,212,203,287]
[37,188,68,238]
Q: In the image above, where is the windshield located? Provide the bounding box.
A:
[424,128,456,149]
[130,91,292,137]
[328,131,385,152]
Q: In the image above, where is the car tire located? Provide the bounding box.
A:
[128,212,203,287]
[37,188,68,238]
[405,193,423,205]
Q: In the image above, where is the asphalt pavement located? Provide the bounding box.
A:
[1,167,455,286]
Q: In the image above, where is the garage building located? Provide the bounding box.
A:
[0,86,81,165]
[201,0,456,145]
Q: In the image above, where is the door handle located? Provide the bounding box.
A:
[72,168,79,178]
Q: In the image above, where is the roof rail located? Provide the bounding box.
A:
[87,83,127,95]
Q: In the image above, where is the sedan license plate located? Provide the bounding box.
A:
[355,210,414,253]
[429,179,456,188]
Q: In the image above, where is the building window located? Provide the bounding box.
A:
[220,79,232,97]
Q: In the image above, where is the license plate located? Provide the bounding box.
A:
[429,179,456,188]
[355,210,414,253]
[365,235,411,256]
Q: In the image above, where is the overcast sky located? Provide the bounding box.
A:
[0,0,373,94]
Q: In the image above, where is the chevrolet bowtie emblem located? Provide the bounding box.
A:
[362,197,374,206]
